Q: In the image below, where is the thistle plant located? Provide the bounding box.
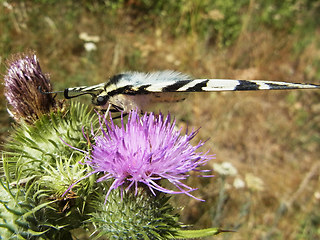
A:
[0,53,227,239]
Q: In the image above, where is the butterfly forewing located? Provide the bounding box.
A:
[62,70,320,112]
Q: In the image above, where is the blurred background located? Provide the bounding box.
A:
[0,1,319,239]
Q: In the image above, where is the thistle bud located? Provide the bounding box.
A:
[4,53,56,123]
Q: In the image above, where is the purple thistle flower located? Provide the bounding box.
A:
[4,53,56,123]
[73,110,213,201]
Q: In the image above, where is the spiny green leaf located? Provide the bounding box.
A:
[22,200,57,219]
[172,228,234,238]
[24,228,50,236]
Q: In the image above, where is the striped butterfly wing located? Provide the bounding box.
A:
[63,71,320,112]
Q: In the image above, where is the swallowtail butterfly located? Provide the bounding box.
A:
[41,71,320,112]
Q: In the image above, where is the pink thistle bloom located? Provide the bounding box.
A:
[4,53,56,123]
[79,110,213,201]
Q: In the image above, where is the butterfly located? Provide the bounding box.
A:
[40,70,320,112]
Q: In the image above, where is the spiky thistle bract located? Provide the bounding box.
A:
[1,103,97,239]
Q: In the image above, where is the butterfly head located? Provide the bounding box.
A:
[63,83,109,106]
[39,82,111,107]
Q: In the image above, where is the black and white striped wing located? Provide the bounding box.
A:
[114,71,319,93]
[63,70,319,112]
[97,71,319,112]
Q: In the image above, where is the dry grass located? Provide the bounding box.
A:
[0,2,319,239]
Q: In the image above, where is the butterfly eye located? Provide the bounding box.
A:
[95,96,109,106]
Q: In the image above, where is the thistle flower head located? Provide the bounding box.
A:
[4,53,56,123]
[80,110,213,201]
